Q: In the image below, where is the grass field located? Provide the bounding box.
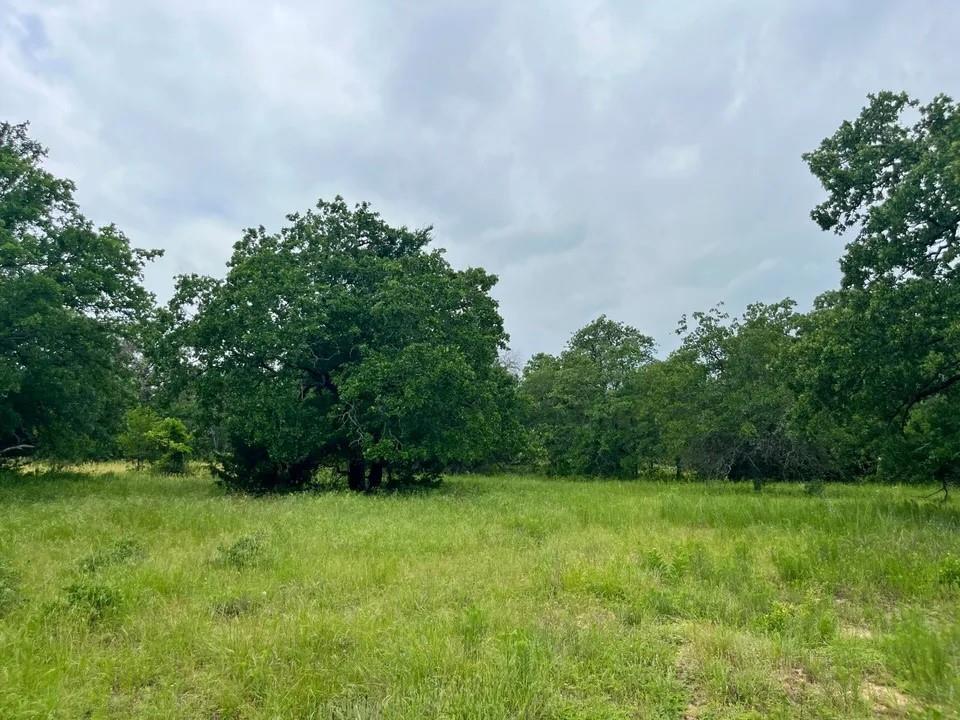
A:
[1,466,959,719]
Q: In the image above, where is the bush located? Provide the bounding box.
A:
[118,408,192,473]
[211,440,318,493]
[63,580,122,623]
[216,534,266,569]
[147,417,192,473]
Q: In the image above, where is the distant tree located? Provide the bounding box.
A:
[519,316,656,476]
[0,122,158,464]
[117,408,192,473]
[159,198,509,492]
[118,407,162,470]
[800,92,960,495]
[147,417,192,474]
[452,359,527,472]
[618,353,708,478]
[566,315,656,389]
[659,301,823,481]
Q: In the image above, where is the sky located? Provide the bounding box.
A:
[2,1,958,360]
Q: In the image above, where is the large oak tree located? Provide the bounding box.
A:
[799,92,960,491]
[160,198,511,491]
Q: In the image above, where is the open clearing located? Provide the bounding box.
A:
[1,467,959,719]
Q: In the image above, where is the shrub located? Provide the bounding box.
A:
[117,407,161,470]
[118,408,192,473]
[216,534,266,569]
[147,417,192,474]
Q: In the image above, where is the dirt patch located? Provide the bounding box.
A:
[681,699,707,719]
[781,666,816,701]
[675,640,709,720]
[840,624,873,639]
[574,607,616,629]
[860,680,913,716]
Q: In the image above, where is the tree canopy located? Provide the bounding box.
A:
[519,316,656,476]
[4,90,959,493]
[798,93,960,494]
[804,92,960,287]
[159,198,511,491]
[0,122,158,463]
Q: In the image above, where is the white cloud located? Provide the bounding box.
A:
[644,144,702,178]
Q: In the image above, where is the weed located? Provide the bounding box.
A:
[0,560,19,613]
[758,600,793,634]
[212,595,262,618]
[459,604,488,650]
[938,554,960,587]
[804,479,826,497]
[215,533,266,569]
[79,538,145,573]
[63,580,122,623]
[771,547,814,583]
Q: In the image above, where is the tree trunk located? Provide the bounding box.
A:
[367,462,384,490]
[288,457,318,488]
[347,458,366,491]
[934,465,950,502]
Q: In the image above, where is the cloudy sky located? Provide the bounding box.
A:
[3,1,958,359]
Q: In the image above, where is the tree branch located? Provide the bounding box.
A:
[894,371,960,428]
[0,444,34,456]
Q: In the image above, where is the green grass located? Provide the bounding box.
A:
[1,466,959,719]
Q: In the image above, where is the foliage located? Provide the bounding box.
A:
[0,122,158,464]
[7,90,960,491]
[518,91,960,486]
[117,407,161,469]
[522,303,827,480]
[148,417,193,474]
[798,93,960,489]
[117,407,193,473]
[519,316,656,476]
[803,91,960,287]
[159,198,509,491]
[665,301,825,480]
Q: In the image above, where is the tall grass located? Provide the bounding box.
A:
[0,467,958,718]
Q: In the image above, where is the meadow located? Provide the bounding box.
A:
[1,466,959,719]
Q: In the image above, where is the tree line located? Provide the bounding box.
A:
[2,91,958,495]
